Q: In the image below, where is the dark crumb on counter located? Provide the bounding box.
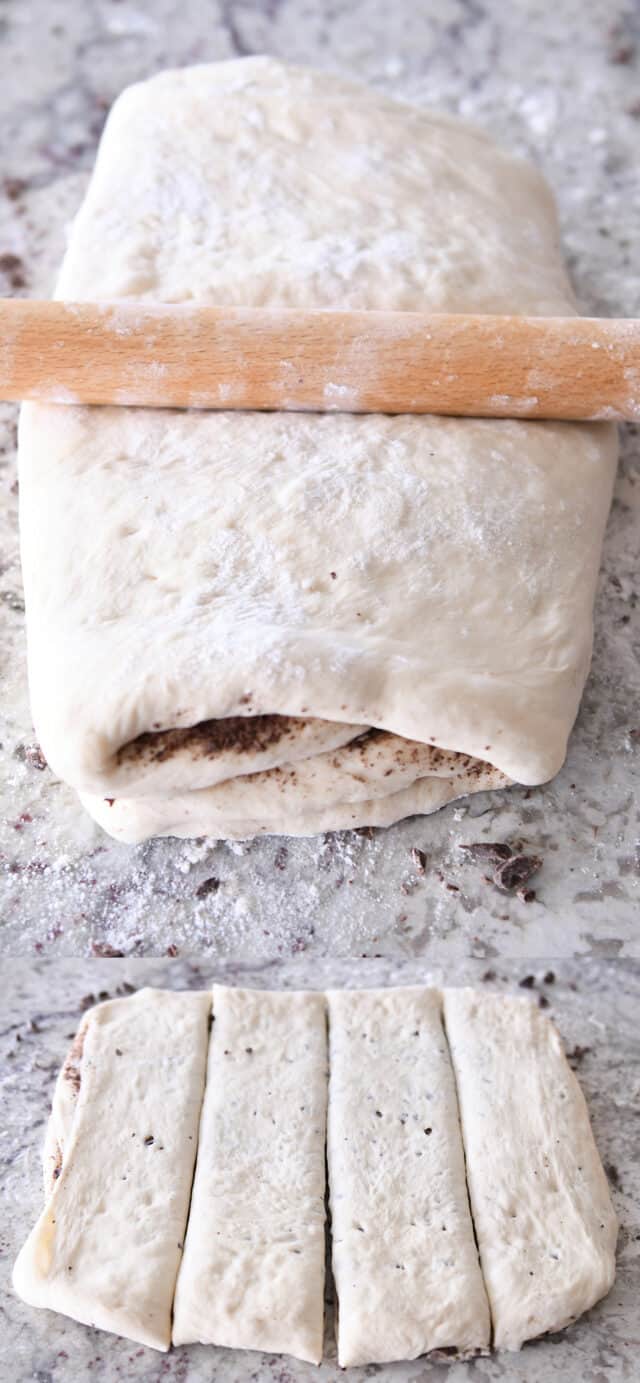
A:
[459,843,512,864]
[118,713,312,767]
[274,845,288,870]
[14,741,48,771]
[544,971,556,984]
[494,854,542,893]
[195,876,220,899]
[166,944,179,957]
[0,251,27,289]
[460,841,543,897]
[90,942,125,957]
[3,177,28,201]
[143,1135,154,1147]
[411,847,427,873]
[605,1163,621,1187]
[566,1044,592,1067]
[538,994,550,1009]
[481,969,497,982]
[519,975,536,989]
[79,993,96,1011]
[609,42,635,63]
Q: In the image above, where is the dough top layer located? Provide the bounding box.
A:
[19,58,617,803]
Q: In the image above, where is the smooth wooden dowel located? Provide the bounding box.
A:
[1,298,639,420]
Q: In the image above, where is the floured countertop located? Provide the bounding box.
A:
[2,955,638,1382]
[0,0,638,957]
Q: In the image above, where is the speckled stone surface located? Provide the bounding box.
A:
[0,0,639,958]
[1,956,638,1382]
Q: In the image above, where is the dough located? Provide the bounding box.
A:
[14,983,617,1360]
[326,987,491,1366]
[13,989,211,1351]
[18,58,617,842]
[172,985,328,1363]
[442,988,619,1350]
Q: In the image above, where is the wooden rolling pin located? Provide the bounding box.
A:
[1,298,639,419]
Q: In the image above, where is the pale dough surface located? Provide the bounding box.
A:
[172,985,328,1363]
[442,988,619,1350]
[18,58,617,842]
[327,987,490,1366]
[13,989,211,1351]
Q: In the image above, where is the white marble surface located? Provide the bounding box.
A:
[0,0,639,959]
[1,956,638,1383]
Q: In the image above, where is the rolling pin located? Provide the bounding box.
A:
[1,298,639,420]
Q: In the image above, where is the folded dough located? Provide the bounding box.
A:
[326,987,491,1365]
[172,985,328,1363]
[18,58,617,842]
[442,988,619,1350]
[13,988,211,1350]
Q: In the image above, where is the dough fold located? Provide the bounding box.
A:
[18,59,617,842]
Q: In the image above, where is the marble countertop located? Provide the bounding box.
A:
[0,0,639,959]
[1,955,638,1382]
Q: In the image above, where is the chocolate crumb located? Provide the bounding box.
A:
[459,842,512,864]
[143,1135,154,1147]
[195,876,220,899]
[245,1047,253,1055]
[543,971,555,984]
[538,994,550,1009]
[519,975,536,989]
[15,741,48,771]
[566,1044,591,1066]
[494,854,542,893]
[605,1162,620,1187]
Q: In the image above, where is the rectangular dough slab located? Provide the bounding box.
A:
[12,988,211,1350]
[442,988,618,1350]
[18,58,618,843]
[172,985,328,1363]
[326,987,491,1366]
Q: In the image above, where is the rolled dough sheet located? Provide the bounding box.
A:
[13,988,211,1351]
[172,985,328,1363]
[442,988,619,1350]
[18,58,618,842]
[326,987,491,1366]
